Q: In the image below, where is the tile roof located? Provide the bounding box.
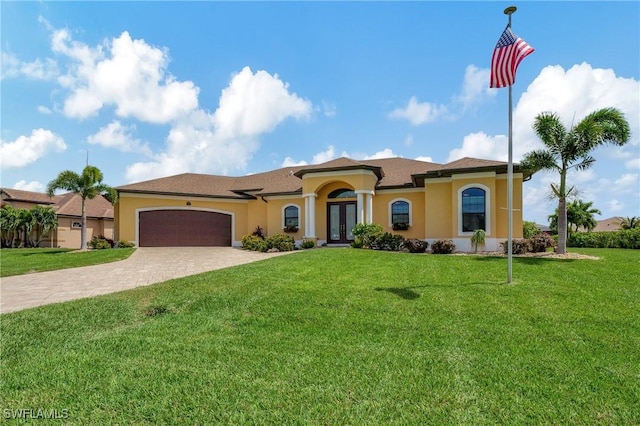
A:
[116,156,523,198]
[0,188,113,219]
[1,188,57,204]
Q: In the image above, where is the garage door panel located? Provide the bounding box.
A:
[139,210,231,247]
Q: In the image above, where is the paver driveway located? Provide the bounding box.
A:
[0,247,296,314]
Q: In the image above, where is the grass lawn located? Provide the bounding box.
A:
[1,248,638,424]
[0,248,135,277]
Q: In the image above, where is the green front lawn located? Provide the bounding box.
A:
[0,248,135,277]
[1,248,638,424]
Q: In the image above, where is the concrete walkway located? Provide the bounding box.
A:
[0,247,296,314]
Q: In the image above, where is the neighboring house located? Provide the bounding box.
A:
[592,217,624,232]
[0,188,114,248]
[115,157,533,251]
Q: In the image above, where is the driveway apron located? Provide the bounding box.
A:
[1,247,295,314]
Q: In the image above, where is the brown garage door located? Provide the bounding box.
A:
[139,210,232,247]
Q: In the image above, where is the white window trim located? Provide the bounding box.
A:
[282,203,301,229]
[388,198,412,227]
[457,184,490,236]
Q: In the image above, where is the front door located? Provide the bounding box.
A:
[327,202,356,244]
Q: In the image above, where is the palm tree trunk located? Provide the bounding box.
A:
[81,197,87,251]
[557,196,567,254]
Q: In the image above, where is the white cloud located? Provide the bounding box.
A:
[403,134,413,147]
[626,157,640,171]
[0,52,58,80]
[87,120,152,156]
[447,132,508,162]
[281,157,308,167]
[607,199,624,212]
[37,105,53,114]
[614,173,639,192]
[212,66,312,139]
[415,155,434,163]
[52,29,199,122]
[389,96,447,126]
[125,68,312,181]
[321,101,336,118]
[13,180,46,192]
[363,148,397,160]
[312,145,337,164]
[455,65,495,109]
[0,129,67,169]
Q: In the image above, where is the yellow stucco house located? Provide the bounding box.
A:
[114,157,531,251]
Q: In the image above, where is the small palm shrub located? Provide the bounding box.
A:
[404,238,428,253]
[470,229,486,252]
[266,234,295,252]
[431,239,456,254]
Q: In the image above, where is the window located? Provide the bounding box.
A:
[391,201,410,225]
[462,188,485,232]
[328,188,356,198]
[284,205,299,229]
[71,221,82,229]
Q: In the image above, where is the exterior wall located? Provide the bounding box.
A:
[301,170,377,195]
[373,189,425,239]
[424,179,453,239]
[495,174,524,238]
[263,196,304,240]
[54,216,114,249]
[115,193,249,246]
[246,198,268,238]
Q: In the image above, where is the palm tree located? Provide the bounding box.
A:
[28,205,58,247]
[521,108,630,254]
[47,165,118,250]
[571,200,601,232]
[0,205,19,248]
[618,216,640,230]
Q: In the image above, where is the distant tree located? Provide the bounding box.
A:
[521,108,630,253]
[618,216,640,230]
[523,221,541,239]
[47,165,118,250]
[0,205,19,247]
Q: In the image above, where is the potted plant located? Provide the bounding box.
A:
[392,222,409,231]
[283,225,298,233]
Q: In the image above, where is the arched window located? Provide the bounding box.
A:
[328,188,356,198]
[462,187,485,232]
[391,200,410,226]
[284,205,299,229]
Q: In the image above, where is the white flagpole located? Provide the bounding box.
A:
[505,6,516,284]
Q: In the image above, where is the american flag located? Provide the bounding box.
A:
[490,25,534,88]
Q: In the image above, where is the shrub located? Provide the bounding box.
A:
[266,234,295,252]
[404,238,428,253]
[300,239,315,249]
[369,232,405,251]
[352,223,384,248]
[528,234,555,253]
[89,235,114,249]
[568,229,640,249]
[431,239,456,254]
[116,240,135,248]
[241,234,268,252]
[252,226,265,239]
[501,239,528,255]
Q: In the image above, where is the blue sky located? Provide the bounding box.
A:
[1,1,638,225]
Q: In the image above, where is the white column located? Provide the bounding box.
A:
[366,193,373,224]
[356,192,364,224]
[304,193,317,238]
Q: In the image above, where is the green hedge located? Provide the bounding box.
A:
[568,229,640,249]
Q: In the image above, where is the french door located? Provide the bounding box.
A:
[327,202,356,244]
